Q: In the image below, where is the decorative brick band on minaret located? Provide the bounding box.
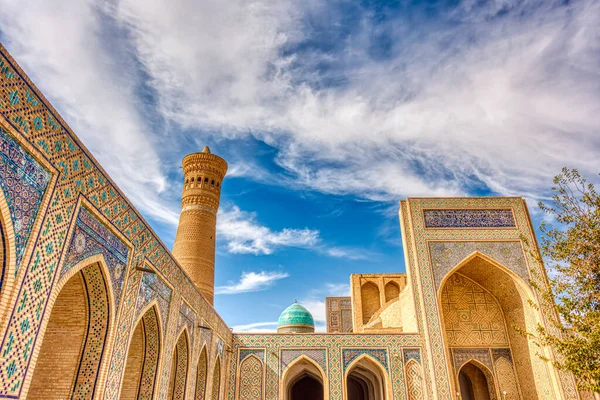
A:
[172,146,227,305]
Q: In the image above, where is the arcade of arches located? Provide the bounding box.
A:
[168,331,190,400]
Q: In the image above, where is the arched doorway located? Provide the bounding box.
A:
[168,330,190,400]
[211,356,221,400]
[27,262,111,399]
[281,356,326,400]
[291,375,323,400]
[345,356,387,400]
[120,305,161,400]
[195,345,208,399]
[458,361,494,400]
[439,254,540,399]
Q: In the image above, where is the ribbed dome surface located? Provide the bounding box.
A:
[277,302,315,333]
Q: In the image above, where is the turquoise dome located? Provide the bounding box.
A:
[277,302,315,333]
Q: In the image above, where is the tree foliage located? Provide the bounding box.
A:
[533,168,600,393]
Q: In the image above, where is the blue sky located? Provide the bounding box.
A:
[1,0,599,331]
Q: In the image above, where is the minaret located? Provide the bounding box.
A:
[172,146,227,305]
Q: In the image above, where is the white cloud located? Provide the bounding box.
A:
[111,0,600,204]
[215,270,289,295]
[217,206,320,255]
[0,0,180,226]
[231,321,279,333]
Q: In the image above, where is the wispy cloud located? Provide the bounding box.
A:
[111,0,599,204]
[231,321,279,333]
[217,206,320,255]
[215,270,289,295]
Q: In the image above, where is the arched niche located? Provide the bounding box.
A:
[168,329,190,400]
[195,344,208,399]
[458,360,496,400]
[0,188,18,327]
[344,354,389,400]
[211,355,222,400]
[281,355,328,400]
[120,303,162,400]
[384,281,399,303]
[27,260,114,399]
[438,253,551,399]
[237,354,264,400]
[361,282,380,323]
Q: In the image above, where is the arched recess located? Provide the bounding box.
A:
[438,252,549,400]
[404,360,425,400]
[344,354,391,400]
[211,356,222,400]
[384,282,399,303]
[458,360,496,400]
[236,354,264,400]
[168,329,190,400]
[0,188,18,327]
[195,344,208,400]
[281,355,328,400]
[120,303,162,400]
[361,282,380,323]
[27,259,114,399]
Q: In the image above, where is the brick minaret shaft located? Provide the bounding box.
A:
[172,146,227,305]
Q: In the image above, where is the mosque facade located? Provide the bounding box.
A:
[0,43,590,400]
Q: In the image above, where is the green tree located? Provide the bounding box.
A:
[533,168,600,393]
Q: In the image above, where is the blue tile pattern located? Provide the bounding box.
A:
[61,207,129,305]
[136,271,172,332]
[423,209,515,228]
[0,126,51,274]
[343,348,388,372]
[239,349,265,363]
[277,302,314,328]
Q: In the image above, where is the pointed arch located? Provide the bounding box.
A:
[211,355,222,400]
[236,354,264,400]
[361,282,380,323]
[168,328,190,400]
[458,360,498,400]
[344,353,391,400]
[27,256,116,400]
[0,187,19,329]
[405,360,425,400]
[195,344,208,399]
[281,355,328,400]
[384,281,400,303]
[438,251,554,399]
[120,303,162,400]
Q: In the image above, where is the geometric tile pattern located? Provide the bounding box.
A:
[61,206,129,305]
[0,125,51,274]
[196,346,208,400]
[71,264,110,399]
[326,297,353,333]
[177,300,196,348]
[405,360,425,400]
[281,349,328,375]
[423,209,516,228]
[0,44,232,399]
[342,348,388,372]
[229,334,420,400]
[403,349,421,364]
[494,355,520,399]
[238,354,263,400]
[211,357,221,400]
[239,349,265,363]
[138,307,161,400]
[136,271,172,333]
[441,273,508,347]
[428,241,529,290]
[170,332,189,400]
[452,348,494,373]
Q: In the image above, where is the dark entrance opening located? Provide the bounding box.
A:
[290,375,323,400]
